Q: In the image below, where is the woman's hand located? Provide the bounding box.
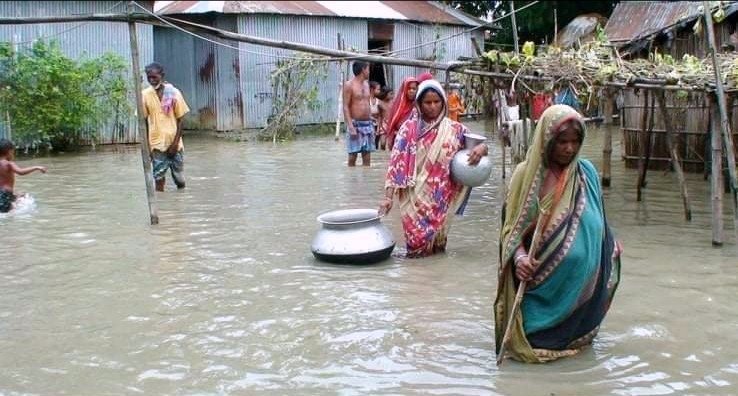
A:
[514,255,540,282]
[467,144,488,166]
[378,197,393,216]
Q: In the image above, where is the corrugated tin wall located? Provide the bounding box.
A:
[153,16,243,132]
[214,16,244,131]
[391,23,479,91]
[0,1,154,145]
[192,23,218,131]
[152,25,198,129]
[238,15,367,129]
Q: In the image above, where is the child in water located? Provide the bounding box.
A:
[0,139,47,213]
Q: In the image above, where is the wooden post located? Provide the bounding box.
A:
[554,7,558,45]
[601,92,613,187]
[703,1,738,242]
[643,94,656,184]
[510,1,519,54]
[657,92,692,221]
[5,111,10,141]
[710,99,724,245]
[470,37,484,57]
[636,90,649,201]
[127,2,158,225]
[335,33,344,141]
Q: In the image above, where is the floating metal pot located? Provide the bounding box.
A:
[311,208,395,264]
[450,133,493,187]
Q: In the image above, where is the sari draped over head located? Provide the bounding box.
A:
[385,80,470,257]
[386,77,418,151]
[495,104,622,363]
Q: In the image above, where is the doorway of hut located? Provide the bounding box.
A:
[368,39,391,88]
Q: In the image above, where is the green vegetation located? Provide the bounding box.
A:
[262,56,328,143]
[0,40,130,151]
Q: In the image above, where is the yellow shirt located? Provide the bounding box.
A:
[142,85,190,152]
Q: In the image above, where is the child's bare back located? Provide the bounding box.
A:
[0,139,47,213]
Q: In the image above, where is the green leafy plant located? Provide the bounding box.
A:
[0,40,130,151]
[262,56,328,142]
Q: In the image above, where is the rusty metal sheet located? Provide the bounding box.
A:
[159,1,482,26]
[604,1,702,43]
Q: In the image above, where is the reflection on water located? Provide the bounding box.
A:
[1,122,736,395]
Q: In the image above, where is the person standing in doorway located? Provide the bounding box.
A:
[143,62,190,192]
[342,61,375,167]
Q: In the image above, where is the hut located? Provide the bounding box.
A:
[605,1,738,172]
[153,1,486,131]
[0,1,155,144]
[555,13,608,50]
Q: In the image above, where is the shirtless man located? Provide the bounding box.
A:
[342,61,375,167]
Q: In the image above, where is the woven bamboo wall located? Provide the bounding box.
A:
[620,89,738,173]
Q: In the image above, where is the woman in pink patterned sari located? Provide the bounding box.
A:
[378,80,488,257]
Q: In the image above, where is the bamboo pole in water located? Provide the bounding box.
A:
[637,90,650,201]
[602,92,614,187]
[642,94,656,186]
[657,92,692,221]
[710,98,724,245]
[335,33,343,142]
[703,2,738,244]
[127,3,158,225]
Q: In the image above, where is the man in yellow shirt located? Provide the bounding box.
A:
[142,62,190,191]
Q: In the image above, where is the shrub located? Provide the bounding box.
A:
[0,40,130,151]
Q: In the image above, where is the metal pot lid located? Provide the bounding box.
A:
[317,208,381,226]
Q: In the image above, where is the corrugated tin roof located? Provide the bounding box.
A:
[556,13,607,48]
[156,1,484,26]
[605,1,704,43]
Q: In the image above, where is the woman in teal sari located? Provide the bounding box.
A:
[495,105,622,363]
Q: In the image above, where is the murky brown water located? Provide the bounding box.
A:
[1,121,737,395]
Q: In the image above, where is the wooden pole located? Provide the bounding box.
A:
[497,208,551,366]
[643,94,656,185]
[657,92,692,221]
[510,1,519,54]
[127,3,158,225]
[703,2,738,242]
[710,98,724,246]
[554,6,558,46]
[5,111,10,141]
[637,90,650,201]
[470,37,484,57]
[602,93,614,187]
[335,33,343,141]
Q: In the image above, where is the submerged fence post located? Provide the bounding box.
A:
[710,98,724,246]
[637,90,650,201]
[601,92,614,187]
[703,1,738,245]
[657,92,692,222]
[127,2,158,225]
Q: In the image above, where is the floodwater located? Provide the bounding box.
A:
[1,121,737,396]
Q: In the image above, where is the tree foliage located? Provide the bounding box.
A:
[0,40,130,151]
[444,1,619,48]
